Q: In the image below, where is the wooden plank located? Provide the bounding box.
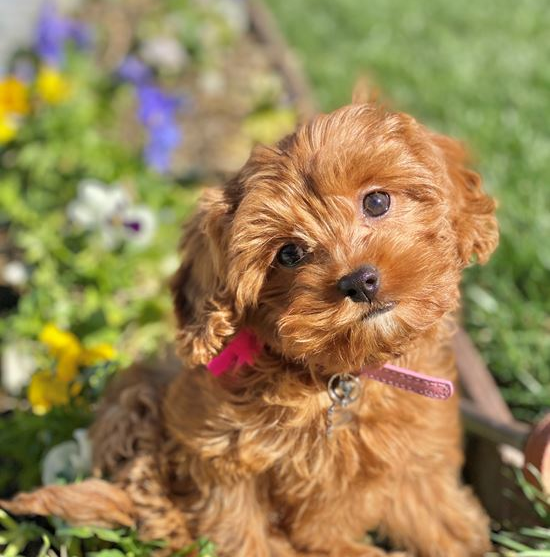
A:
[524,413,550,493]
[454,327,515,423]
[461,399,530,449]
[464,436,538,524]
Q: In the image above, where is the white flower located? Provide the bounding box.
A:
[2,261,28,287]
[120,205,157,247]
[161,254,180,277]
[141,37,188,73]
[67,180,156,249]
[41,428,92,485]
[1,343,37,395]
[198,69,225,97]
[212,0,249,34]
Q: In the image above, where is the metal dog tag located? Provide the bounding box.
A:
[326,373,361,437]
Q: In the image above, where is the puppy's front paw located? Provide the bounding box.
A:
[419,489,491,557]
[433,523,491,557]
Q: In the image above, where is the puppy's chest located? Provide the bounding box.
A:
[269,383,432,490]
[270,413,399,494]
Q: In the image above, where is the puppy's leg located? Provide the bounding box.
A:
[200,483,397,557]
[381,471,490,557]
[287,498,408,557]
[119,455,194,553]
[197,479,300,557]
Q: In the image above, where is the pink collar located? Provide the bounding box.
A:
[207,330,453,400]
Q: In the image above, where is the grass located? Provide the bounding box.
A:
[264,0,550,421]
[0,510,217,557]
[489,468,550,556]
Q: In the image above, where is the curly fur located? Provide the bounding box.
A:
[2,99,498,557]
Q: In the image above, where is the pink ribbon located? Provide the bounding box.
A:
[206,329,263,376]
[206,330,453,400]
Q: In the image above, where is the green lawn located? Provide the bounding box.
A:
[265,0,550,421]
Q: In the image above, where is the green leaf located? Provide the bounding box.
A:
[56,525,96,539]
[492,533,536,552]
[36,535,52,557]
[89,550,127,557]
[93,528,126,543]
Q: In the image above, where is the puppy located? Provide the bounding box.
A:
[2,96,498,557]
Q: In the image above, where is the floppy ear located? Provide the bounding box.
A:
[171,187,238,366]
[433,133,499,266]
[225,144,284,315]
[351,76,380,104]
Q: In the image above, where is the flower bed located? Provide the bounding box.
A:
[0,0,297,407]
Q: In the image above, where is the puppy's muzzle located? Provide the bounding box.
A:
[337,265,380,303]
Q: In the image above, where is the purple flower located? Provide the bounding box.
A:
[144,122,182,173]
[117,56,152,86]
[135,84,184,173]
[137,85,181,127]
[34,2,91,66]
[67,20,92,50]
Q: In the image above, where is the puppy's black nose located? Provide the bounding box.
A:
[337,265,380,303]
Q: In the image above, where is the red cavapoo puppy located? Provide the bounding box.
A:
[2,91,498,557]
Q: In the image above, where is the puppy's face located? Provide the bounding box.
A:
[173,104,498,372]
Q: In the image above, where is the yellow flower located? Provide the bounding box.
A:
[40,323,81,381]
[36,67,71,104]
[39,323,117,382]
[0,110,18,144]
[0,76,30,115]
[30,324,117,413]
[243,108,296,145]
[40,323,80,355]
[28,370,70,415]
[57,348,82,381]
[80,343,118,366]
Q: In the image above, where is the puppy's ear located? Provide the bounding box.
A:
[171,188,237,366]
[351,76,379,104]
[433,133,499,265]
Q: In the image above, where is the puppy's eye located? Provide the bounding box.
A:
[363,191,391,217]
[277,244,306,267]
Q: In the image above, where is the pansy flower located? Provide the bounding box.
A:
[67,179,156,249]
[0,111,18,144]
[117,55,153,86]
[137,85,181,127]
[36,66,72,104]
[117,53,185,173]
[0,76,30,115]
[35,2,91,67]
[144,121,182,173]
[28,323,117,414]
[1,343,36,396]
[28,370,74,414]
[136,85,184,173]
[39,323,117,381]
[0,76,30,144]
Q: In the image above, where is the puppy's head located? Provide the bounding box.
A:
[172,104,498,372]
